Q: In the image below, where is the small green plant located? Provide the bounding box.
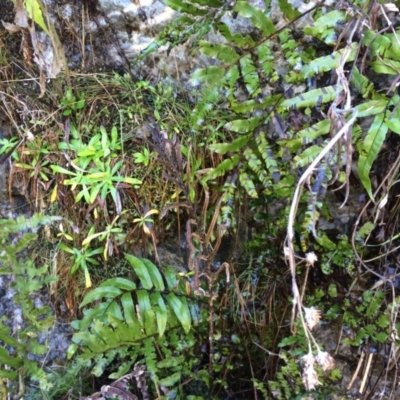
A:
[52,124,141,212]
[0,214,61,397]
[60,89,85,116]
[133,145,153,167]
[58,229,103,288]
[82,213,125,261]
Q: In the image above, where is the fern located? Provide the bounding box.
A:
[0,214,61,395]
[70,254,207,394]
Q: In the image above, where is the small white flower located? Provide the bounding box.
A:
[301,353,321,390]
[305,251,318,267]
[316,351,335,371]
[304,307,322,330]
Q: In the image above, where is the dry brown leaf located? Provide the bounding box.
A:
[1,21,23,33]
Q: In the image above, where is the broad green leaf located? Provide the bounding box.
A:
[384,118,400,134]
[280,120,331,152]
[138,291,156,335]
[0,347,23,368]
[304,10,346,36]
[209,134,251,154]
[241,54,260,97]
[372,60,400,75]
[82,230,104,246]
[357,113,388,201]
[235,1,275,36]
[166,293,191,333]
[24,0,50,35]
[199,42,239,64]
[121,292,138,327]
[203,155,240,182]
[351,67,375,98]
[191,0,222,6]
[191,66,225,86]
[164,266,178,290]
[280,86,341,110]
[125,254,153,289]
[99,277,136,291]
[216,23,255,47]
[86,172,108,180]
[0,369,19,380]
[239,171,258,198]
[137,289,151,315]
[140,258,165,291]
[79,287,122,307]
[225,117,262,133]
[357,222,375,239]
[162,0,207,15]
[158,372,182,387]
[302,43,357,78]
[107,301,123,321]
[278,0,301,19]
[355,99,388,117]
[294,145,323,168]
[363,29,400,60]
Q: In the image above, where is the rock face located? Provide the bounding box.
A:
[1,0,280,83]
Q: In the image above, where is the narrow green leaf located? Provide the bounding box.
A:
[51,165,77,176]
[151,292,168,337]
[125,254,153,289]
[120,177,142,185]
[357,114,388,201]
[79,287,122,307]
